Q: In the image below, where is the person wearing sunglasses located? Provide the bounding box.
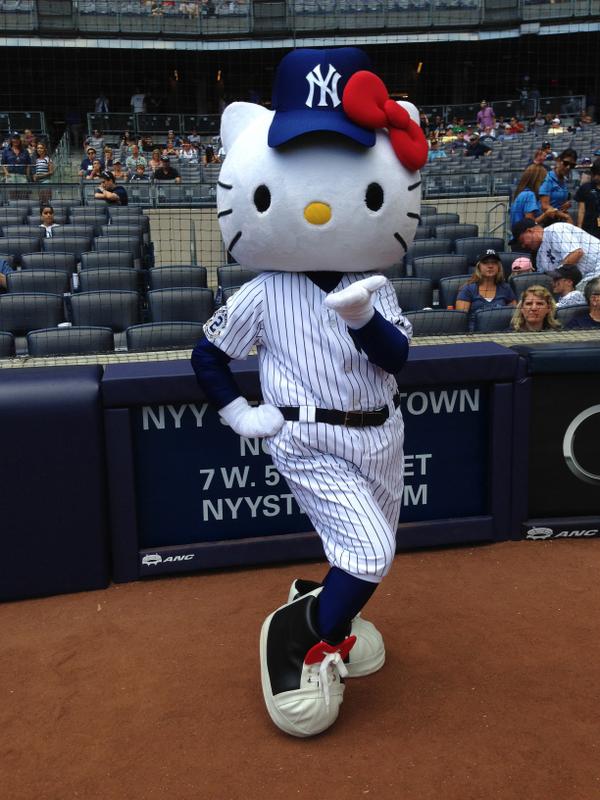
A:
[538,148,578,221]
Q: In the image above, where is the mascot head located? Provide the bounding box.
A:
[217,47,428,272]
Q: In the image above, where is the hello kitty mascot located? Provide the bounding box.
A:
[192,47,427,738]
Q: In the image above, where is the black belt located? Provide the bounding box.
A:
[279,394,400,428]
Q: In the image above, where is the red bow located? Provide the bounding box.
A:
[342,71,428,172]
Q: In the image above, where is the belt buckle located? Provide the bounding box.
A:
[344,410,364,427]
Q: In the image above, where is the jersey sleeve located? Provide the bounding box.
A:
[538,176,552,197]
[521,190,539,215]
[203,274,266,359]
[375,277,413,342]
[456,283,475,302]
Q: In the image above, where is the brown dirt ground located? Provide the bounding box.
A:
[1,539,599,800]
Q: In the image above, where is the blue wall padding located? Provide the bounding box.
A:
[0,365,110,601]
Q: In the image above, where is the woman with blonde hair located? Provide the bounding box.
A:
[455,249,516,330]
[510,164,570,227]
[511,285,561,332]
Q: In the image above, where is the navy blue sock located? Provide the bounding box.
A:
[316,567,378,644]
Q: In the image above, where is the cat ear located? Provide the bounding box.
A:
[220,102,273,152]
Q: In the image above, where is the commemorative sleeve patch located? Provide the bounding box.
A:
[203,306,228,341]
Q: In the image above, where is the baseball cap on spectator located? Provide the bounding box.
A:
[552,117,561,124]
[113,158,121,164]
[548,265,583,284]
[100,170,114,181]
[510,218,537,245]
[477,249,501,264]
[542,141,551,147]
[511,256,533,272]
[160,155,170,162]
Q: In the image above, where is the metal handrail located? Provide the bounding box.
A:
[485,201,508,243]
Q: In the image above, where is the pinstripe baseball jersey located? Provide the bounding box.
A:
[203,270,412,411]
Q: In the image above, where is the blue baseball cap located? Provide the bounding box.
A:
[268,47,376,149]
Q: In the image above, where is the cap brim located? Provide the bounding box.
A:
[268,108,375,148]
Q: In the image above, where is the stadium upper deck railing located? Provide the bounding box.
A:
[2,0,600,36]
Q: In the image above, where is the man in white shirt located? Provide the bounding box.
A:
[510,219,600,289]
[548,265,587,307]
[130,90,147,114]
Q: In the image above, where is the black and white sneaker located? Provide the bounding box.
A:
[259,593,356,738]
[286,579,385,678]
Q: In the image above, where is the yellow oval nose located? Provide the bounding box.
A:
[304,202,332,225]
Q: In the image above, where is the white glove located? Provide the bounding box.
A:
[324,275,387,329]
[219,396,285,438]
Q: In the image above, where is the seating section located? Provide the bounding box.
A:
[26,326,115,357]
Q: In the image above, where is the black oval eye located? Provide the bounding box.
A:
[253,184,271,212]
[365,182,384,212]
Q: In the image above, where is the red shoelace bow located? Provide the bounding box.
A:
[342,70,428,172]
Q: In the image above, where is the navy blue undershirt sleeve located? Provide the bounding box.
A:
[348,309,409,374]
[191,336,240,410]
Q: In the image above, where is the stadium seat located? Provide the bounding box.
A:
[509,273,554,299]
[433,224,479,244]
[26,213,67,226]
[107,206,143,220]
[0,209,26,226]
[7,200,33,215]
[80,251,134,270]
[1,224,45,239]
[454,237,506,266]
[419,206,437,217]
[412,254,469,287]
[499,252,530,274]
[413,226,434,240]
[381,262,406,280]
[100,224,144,239]
[472,306,515,333]
[405,239,453,270]
[0,330,16,358]
[149,265,208,290]
[389,278,434,311]
[126,321,205,352]
[51,225,95,242]
[43,236,93,262]
[106,214,150,234]
[217,265,258,291]
[94,235,142,263]
[438,274,472,308]
[404,309,469,336]
[70,207,109,223]
[7,269,71,294]
[70,290,141,331]
[556,304,589,327]
[430,212,460,226]
[147,287,215,323]
[26,326,115,357]
[78,268,140,293]
[21,252,77,272]
[0,235,41,261]
[0,292,65,335]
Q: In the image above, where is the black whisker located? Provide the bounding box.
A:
[217,209,233,218]
[407,212,421,223]
[228,231,242,253]
[394,232,408,252]
[218,180,233,190]
[407,181,421,191]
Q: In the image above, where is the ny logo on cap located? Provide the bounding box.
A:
[305,64,341,109]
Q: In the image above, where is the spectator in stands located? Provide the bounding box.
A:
[540,141,557,162]
[25,135,39,160]
[203,143,216,163]
[2,134,31,183]
[480,126,497,144]
[510,219,600,288]
[148,148,163,173]
[427,140,447,162]
[139,136,154,154]
[547,117,565,135]
[465,132,491,158]
[120,131,136,161]
[79,146,97,178]
[178,139,199,163]
[0,257,13,291]
[111,160,128,181]
[85,159,103,181]
[510,256,534,274]
[510,165,570,228]
[130,88,147,114]
[129,164,150,183]
[94,171,128,205]
[86,129,105,151]
[66,108,83,148]
[154,156,181,183]
[476,100,495,131]
[38,206,61,238]
[162,140,178,159]
[32,142,54,183]
[566,277,600,329]
[510,286,561,332]
[531,149,549,169]
[533,111,546,130]
[216,140,226,162]
[538,149,577,218]
[574,158,600,238]
[419,112,429,137]
[549,265,586,308]
[188,128,202,147]
[506,116,526,135]
[94,92,110,113]
[22,129,35,151]
[126,144,147,175]
[102,146,115,170]
[455,250,517,330]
